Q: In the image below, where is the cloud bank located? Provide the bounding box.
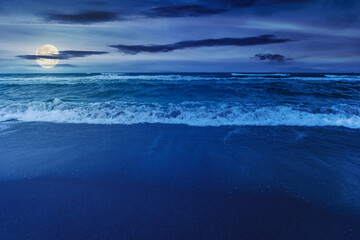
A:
[110,35,293,54]
[43,11,118,24]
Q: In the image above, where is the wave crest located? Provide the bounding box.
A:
[0,99,359,128]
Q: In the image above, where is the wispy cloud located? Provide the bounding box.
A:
[110,35,293,54]
[17,50,108,60]
[253,53,293,62]
[42,11,119,24]
[36,0,313,25]
[29,63,78,67]
[40,5,224,24]
[59,50,108,59]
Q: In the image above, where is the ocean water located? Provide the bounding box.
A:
[0,73,360,127]
[0,73,360,239]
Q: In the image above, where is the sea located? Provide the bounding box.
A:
[0,73,359,239]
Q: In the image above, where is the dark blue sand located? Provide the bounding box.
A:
[0,122,359,239]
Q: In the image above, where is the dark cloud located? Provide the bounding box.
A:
[43,11,118,24]
[29,64,77,67]
[110,35,293,54]
[143,5,225,17]
[60,50,108,59]
[41,4,225,24]
[253,53,293,62]
[34,0,317,24]
[18,55,59,60]
[17,50,108,60]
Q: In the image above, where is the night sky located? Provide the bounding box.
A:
[0,0,359,73]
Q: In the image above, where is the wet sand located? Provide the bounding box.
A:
[0,122,359,239]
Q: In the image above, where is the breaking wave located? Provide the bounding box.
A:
[0,99,359,128]
[1,73,360,86]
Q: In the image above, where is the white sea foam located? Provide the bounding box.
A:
[0,124,10,131]
[1,73,359,85]
[0,73,227,85]
[231,73,291,77]
[0,99,359,128]
[231,73,360,81]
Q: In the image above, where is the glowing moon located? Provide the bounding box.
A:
[36,44,59,69]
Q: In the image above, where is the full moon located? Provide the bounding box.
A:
[36,44,59,69]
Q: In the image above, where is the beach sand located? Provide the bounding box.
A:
[0,122,359,239]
